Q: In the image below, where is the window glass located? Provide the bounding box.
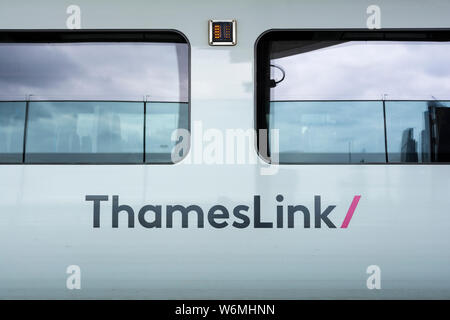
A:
[386,101,450,162]
[258,31,450,163]
[146,102,189,163]
[0,32,189,164]
[0,102,26,163]
[25,102,144,163]
[270,101,385,163]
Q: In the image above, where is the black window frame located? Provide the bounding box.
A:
[255,28,450,165]
[0,29,191,165]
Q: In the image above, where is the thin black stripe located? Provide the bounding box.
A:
[22,100,29,163]
[383,100,389,163]
[143,101,147,163]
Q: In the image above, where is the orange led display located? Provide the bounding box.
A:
[214,25,221,39]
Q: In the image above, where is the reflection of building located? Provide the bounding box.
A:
[402,102,450,163]
[426,101,450,162]
[400,128,418,162]
[420,111,430,162]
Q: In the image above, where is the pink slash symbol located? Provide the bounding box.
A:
[340,195,361,228]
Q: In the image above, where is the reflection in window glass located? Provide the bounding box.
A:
[386,101,450,162]
[270,41,450,101]
[0,43,189,102]
[25,102,144,163]
[0,33,190,164]
[146,102,189,163]
[269,101,386,163]
[0,102,26,163]
[259,31,450,164]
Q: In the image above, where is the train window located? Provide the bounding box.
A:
[0,102,26,163]
[0,31,189,164]
[256,30,450,164]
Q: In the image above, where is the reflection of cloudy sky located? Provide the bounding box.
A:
[271,41,450,100]
[0,42,188,101]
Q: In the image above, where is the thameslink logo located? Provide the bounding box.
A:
[85,195,361,229]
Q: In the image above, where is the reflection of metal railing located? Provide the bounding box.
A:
[0,100,189,165]
[267,100,450,164]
